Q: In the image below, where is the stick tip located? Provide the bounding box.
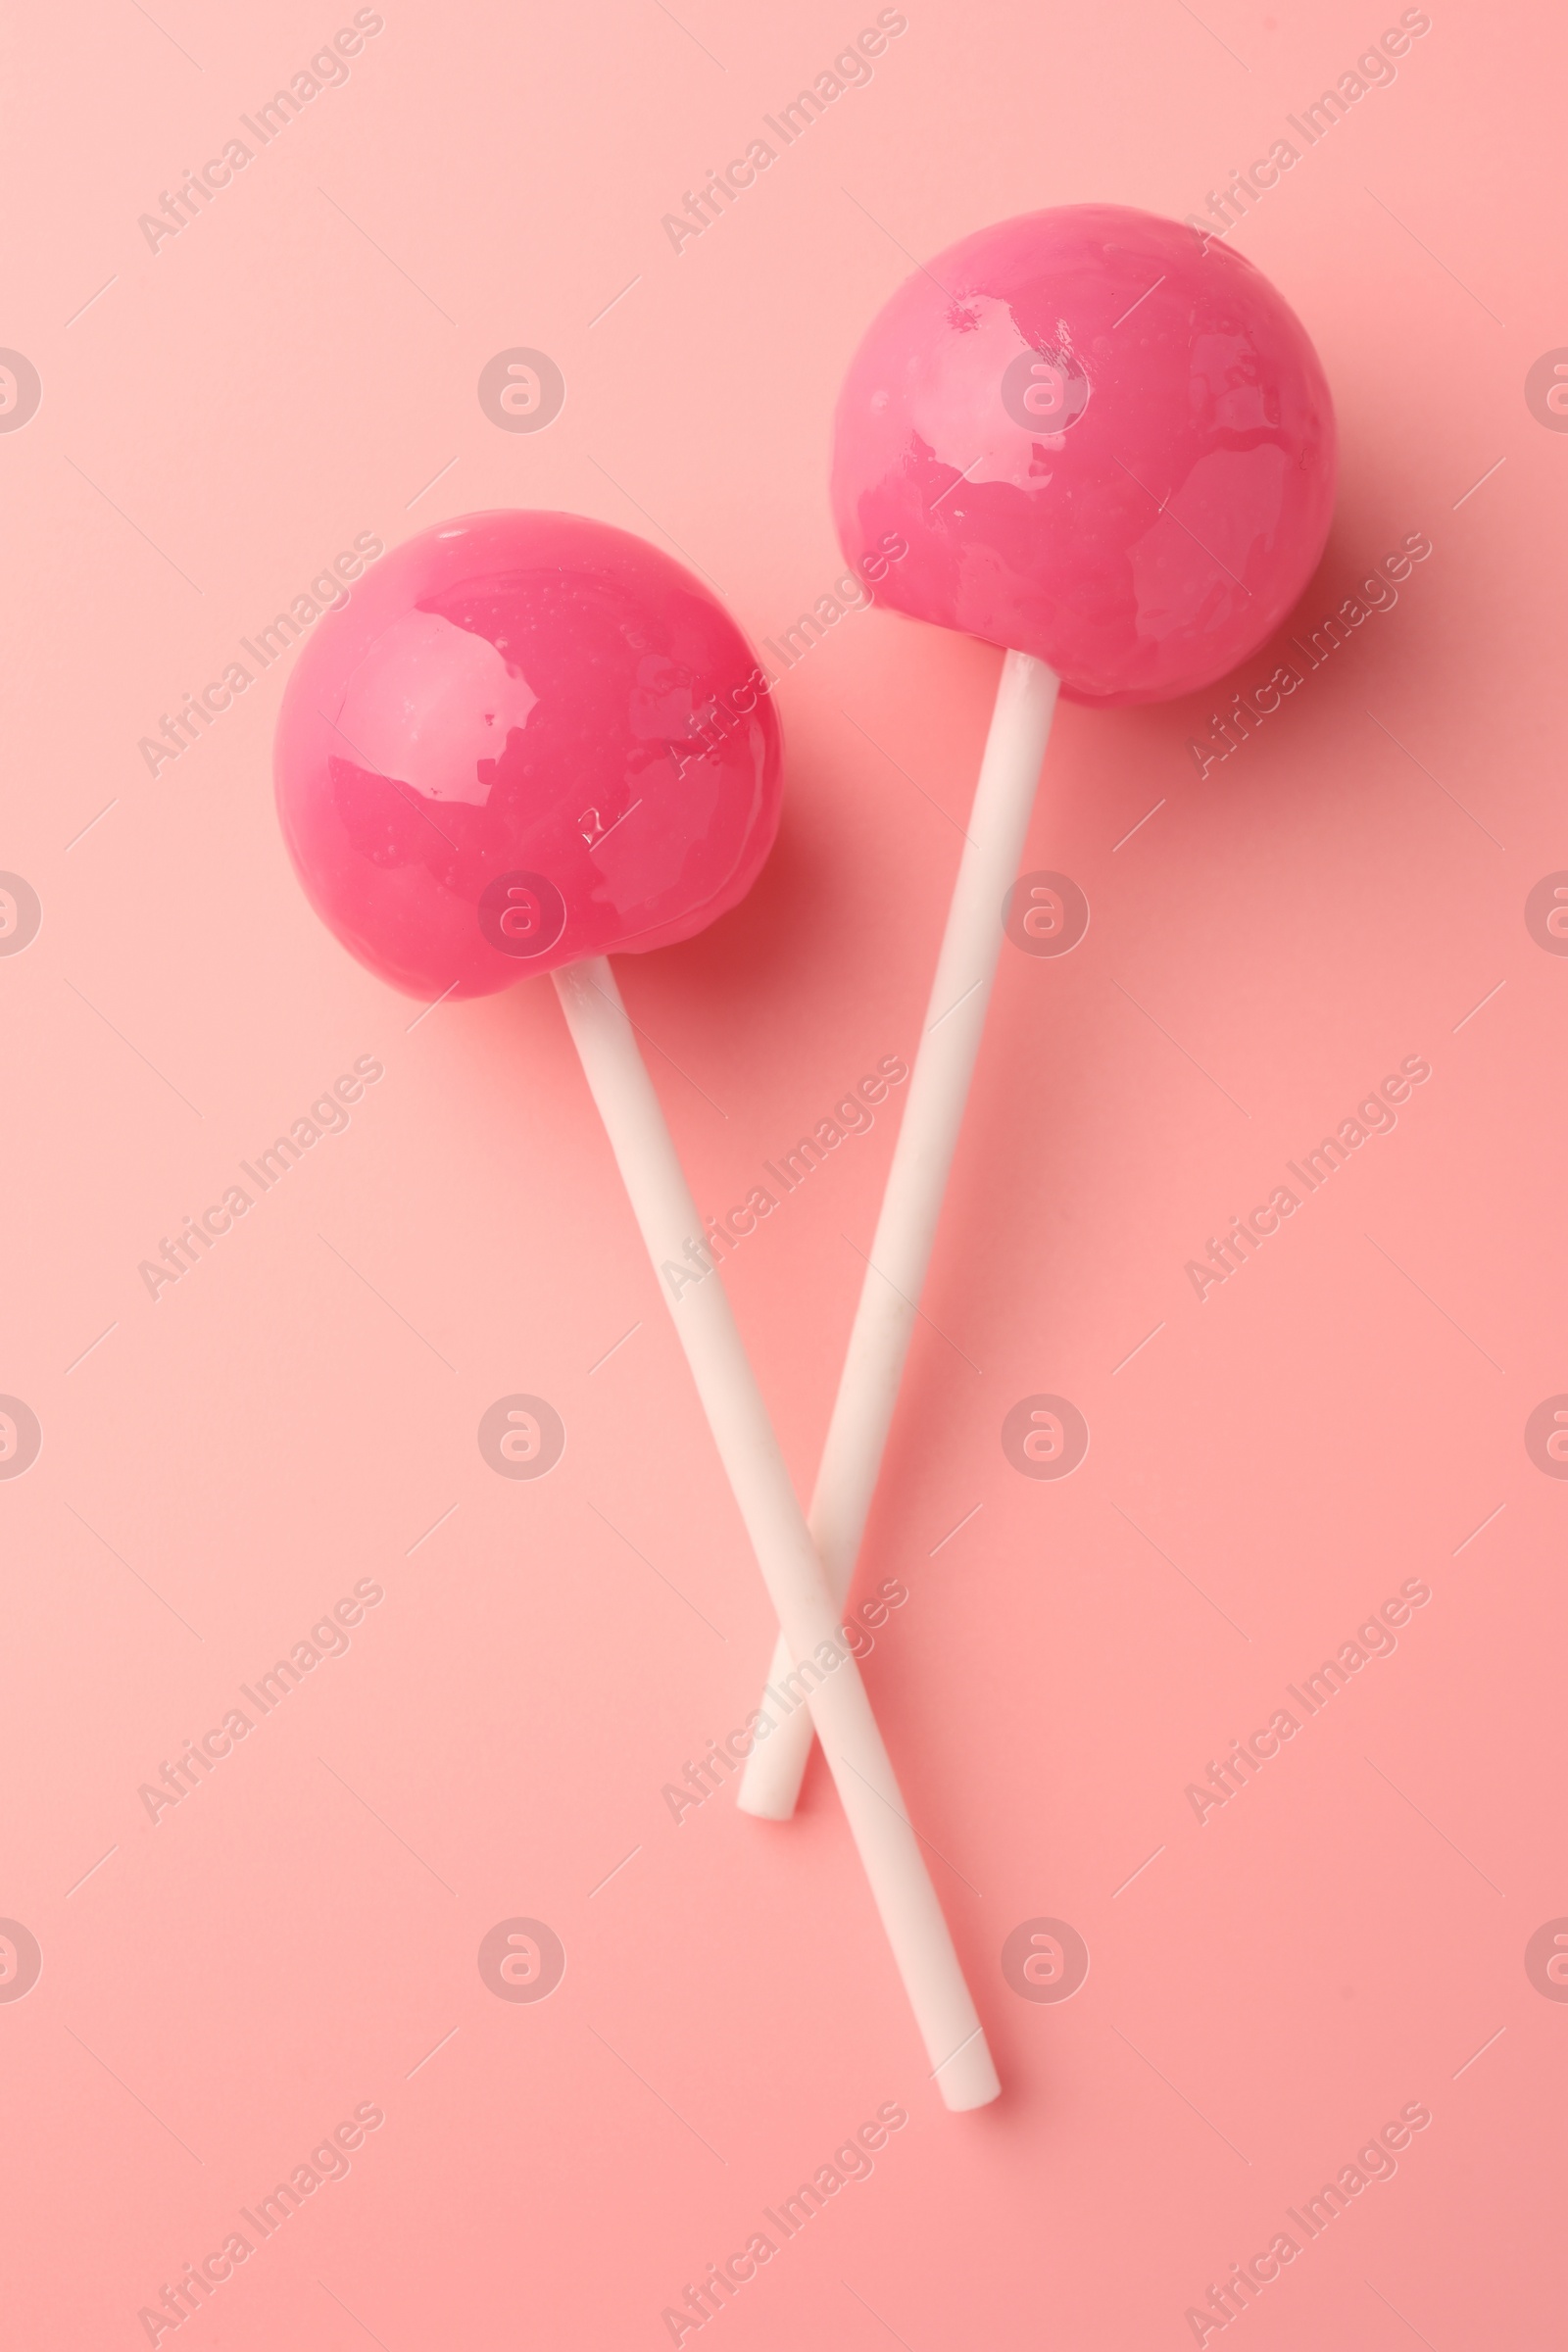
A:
[734,1786,801,1823]
[934,2035,1003,2112]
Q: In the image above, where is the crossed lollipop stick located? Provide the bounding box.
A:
[559,653,1059,2114]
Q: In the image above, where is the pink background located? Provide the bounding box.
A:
[3,0,1564,2343]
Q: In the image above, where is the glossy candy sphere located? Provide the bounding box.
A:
[831,205,1337,706]
[275,510,783,998]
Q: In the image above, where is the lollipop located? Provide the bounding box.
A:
[274,509,1000,2110]
[739,205,1336,1817]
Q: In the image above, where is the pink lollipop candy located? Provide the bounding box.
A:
[832,202,1335,705]
[275,507,781,995]
[742,206,1337,1818]
[275,510,1000,2112]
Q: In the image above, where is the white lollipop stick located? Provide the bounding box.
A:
[553,956,1000,2112]
[738,650,1060,1821]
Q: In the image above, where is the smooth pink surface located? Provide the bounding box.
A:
[275,510,783,994]
[832,205,1337,702]
[3,4,1565,2349]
